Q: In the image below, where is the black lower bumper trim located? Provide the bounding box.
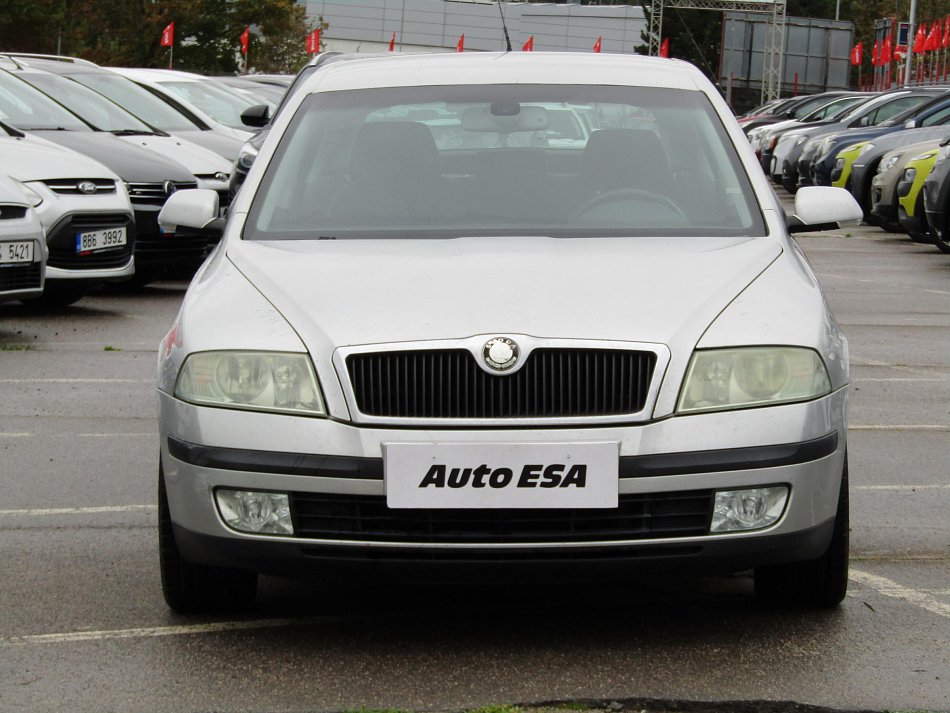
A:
[172,518,835,579]
[167,431,838,481]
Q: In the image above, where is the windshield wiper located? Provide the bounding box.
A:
[111,129,164,136]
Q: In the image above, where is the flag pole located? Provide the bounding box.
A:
[169,44,173,70]
[903,0,916,86]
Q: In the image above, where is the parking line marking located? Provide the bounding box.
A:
[78,433,153,437]
[854,378,944,382]
[0,378,151,384]
[849,569,950,620]
[5,569,948,646]
[0,505,156,517]
[849,425,950,431]
[0,432,32,438]
[0,618,307,646]
[855,484,950,491]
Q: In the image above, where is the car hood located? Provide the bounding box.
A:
[117,134,232,174]
[29,130,195,182]
[226,235,782,352]
[172,130,244,162]
[0,134,119,182]
[857,126,950,165]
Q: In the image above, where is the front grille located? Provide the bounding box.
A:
[0,205,28,220]
[42,178,116,195]
[0,262,42,291]
[127,181,198,205]
[46,213,134,270]
[133,230,218,270]
[347,348,657,419]
[289,491,713,544]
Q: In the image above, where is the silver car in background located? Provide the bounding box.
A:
[156,53,863,613]
[0,174,46,302]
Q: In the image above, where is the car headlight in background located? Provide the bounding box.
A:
[175,351,326,416]
[14,180,44,207]
[237,143,258,170]
[878,154,903,174]
[857,142,875,157]
[676,347,832,415]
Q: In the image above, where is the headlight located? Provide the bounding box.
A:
[910,150,937,163]
[795,135,809,147]
[174,351,326,416]
[677,347,832,415]
[13,180,43,207]
[237,143,258,170]
[935,146,950,165]
[878,154,902,173]
[858,143,875,157]
[842,142,864,154]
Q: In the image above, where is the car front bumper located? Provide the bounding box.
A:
[159,388,848,576]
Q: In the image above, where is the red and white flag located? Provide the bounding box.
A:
[305,28,321,54]
[659,38,669,57]
[522,35,533,52]
[456,33,465,52]
[160,21,174,48]
[593,36,602,53]
[240,26,250,55]
[389,31,396,51]
[849,41,863,65]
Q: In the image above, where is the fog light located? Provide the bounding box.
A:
[711,487,788,533]
[215,489,293,535]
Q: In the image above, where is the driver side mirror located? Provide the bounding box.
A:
[241,104,271,128]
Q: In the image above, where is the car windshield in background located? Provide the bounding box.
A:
[15,72,155,133]
[158,80,256,129]
[68,72,199,133]
[0,70,90,131]
[247,84,765,240]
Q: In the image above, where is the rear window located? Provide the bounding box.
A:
[246,84,765,240]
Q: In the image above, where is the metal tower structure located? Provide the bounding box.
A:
[649,0,787,103]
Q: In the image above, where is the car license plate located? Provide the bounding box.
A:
[75,227,126,254]
[1,241,33,264]
[384,442,618,509]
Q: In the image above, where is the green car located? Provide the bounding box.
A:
[897,148,941,241]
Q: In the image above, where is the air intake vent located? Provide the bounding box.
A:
[347,348,657,419]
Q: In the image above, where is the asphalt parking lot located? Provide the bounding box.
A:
[1,218,948,713]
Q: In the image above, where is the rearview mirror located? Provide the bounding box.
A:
[787,186,863,233]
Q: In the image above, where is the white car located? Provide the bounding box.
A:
[0,175,46,302]
[110,68,255,139]
[156,52,863,613]
[0,125,134,305]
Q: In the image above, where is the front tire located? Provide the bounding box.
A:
[754,453,849,607]
[158,460,257,614]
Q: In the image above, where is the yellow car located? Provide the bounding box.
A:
[897,149,940,240]
[830,141,869,189]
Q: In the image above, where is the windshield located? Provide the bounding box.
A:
[0,70,90,131]
[246,84,765,240]
[69,72,198,133]
[159,80,256,129]
[16,72,154,132]
[805,96,866,121]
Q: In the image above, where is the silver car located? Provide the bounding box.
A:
[0,175,46,302]
[156,53,863,613]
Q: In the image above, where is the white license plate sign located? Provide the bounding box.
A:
[75,227,126,254]
[1,241,33,264]
[385,442,618,509]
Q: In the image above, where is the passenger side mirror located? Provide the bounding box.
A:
[787,186,863,233]
[241,104,271,128]
[159,189,223,234]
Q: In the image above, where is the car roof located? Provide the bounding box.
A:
[297,52,710,95]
